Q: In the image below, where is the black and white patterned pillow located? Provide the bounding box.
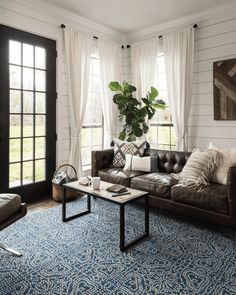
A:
[112,138,146,168]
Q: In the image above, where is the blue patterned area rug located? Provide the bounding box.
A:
[1,197,236,295]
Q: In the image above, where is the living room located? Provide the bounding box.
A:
[1,0,236,294]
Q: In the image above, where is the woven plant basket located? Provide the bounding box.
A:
[52,164,78,202]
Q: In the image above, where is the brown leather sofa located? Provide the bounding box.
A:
[92,148,236,228]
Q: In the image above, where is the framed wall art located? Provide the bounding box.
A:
[213,58,236,120]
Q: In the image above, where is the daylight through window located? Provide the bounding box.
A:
[148,52,176,150]
[81,46,103,169]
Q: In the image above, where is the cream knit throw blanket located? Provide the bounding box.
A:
[172,150,219,187]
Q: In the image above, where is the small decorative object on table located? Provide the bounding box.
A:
[78,176,91,186]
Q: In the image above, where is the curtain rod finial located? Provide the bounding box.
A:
[61,24,66,28]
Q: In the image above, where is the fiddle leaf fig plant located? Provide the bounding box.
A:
[109,81,166,142]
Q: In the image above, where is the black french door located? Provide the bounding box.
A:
[0,25,56,202]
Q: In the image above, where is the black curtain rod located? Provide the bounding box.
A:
[158,23,198,39]
[60,24,98,40]
[121,45,131,49]
[60,23,197,48]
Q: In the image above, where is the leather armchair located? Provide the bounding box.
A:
[0,194,27,256]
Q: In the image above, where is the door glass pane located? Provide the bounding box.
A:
[23,115,33,137]
[10,115,21,137]
[23,91,34,113]
[35,92,46,113]
[35,137,45,158]
[23,67,33,90]
[35,70,46,91]
[10,65,21,89]
[23,161,33,184]
[10,90,21,113]
[9,40,21,65]
[9,163,21,188]
[6,37,53,191]
[35,115,46,136]
[35,159,45,182]
[23,43,33,67]
[9,139,21,162]
[23,138,33,160]
[35,47,46,69]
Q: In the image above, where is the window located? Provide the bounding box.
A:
[148,53,176,150]
[81,47,103,169]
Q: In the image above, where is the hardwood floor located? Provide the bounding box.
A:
[27,198,60,214]
[27,195,83,214]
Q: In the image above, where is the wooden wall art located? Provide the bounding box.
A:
[213,58,236,120]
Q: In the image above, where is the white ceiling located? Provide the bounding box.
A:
[46,0,235,33]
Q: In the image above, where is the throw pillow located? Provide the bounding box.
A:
[172,149,219,187]
[208,142,236,185]
[123,154,158,172]
[112,138,146,168]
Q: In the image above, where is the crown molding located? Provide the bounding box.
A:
[0,0,125,42]
[127,2,236,43]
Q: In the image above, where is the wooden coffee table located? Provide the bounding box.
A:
[62,181,149,251]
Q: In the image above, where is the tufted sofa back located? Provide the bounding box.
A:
[146,149,191,174]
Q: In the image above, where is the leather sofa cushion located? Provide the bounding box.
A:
[171,184,228,215]
[98,168,144,187]
[147,149,191,174]
[130,172,176,199]
[0,194,22,223]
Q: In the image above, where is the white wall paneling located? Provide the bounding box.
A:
[116,47,132,136]
[188,14,236,150]
[121,47,132,84]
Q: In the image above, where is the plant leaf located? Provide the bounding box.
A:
[109,81,123,92]
[133,126,143,137]
[123,81,137,93]
[119,131,126,141]
[143,122,149,134]
[153,102,166,109]
[156,99,166,105]
[113,94,124,104]
[137,108,147,119]
[149,87,158,100]
[127,133,136,142]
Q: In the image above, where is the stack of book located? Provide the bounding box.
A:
[106,184,130,197]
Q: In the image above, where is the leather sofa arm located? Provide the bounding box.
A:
[227,165,236,219]
[91,149,114,176]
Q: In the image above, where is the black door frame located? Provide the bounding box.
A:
[0,25,56,202]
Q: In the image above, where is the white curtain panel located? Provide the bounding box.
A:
[98,40,122,148]
[131,38,159,100]
[163,26,194,151]
[63,28,93,176]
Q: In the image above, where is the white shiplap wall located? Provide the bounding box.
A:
[115,47,132,136]
[189,15,236,150]
[121,47,132,83]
